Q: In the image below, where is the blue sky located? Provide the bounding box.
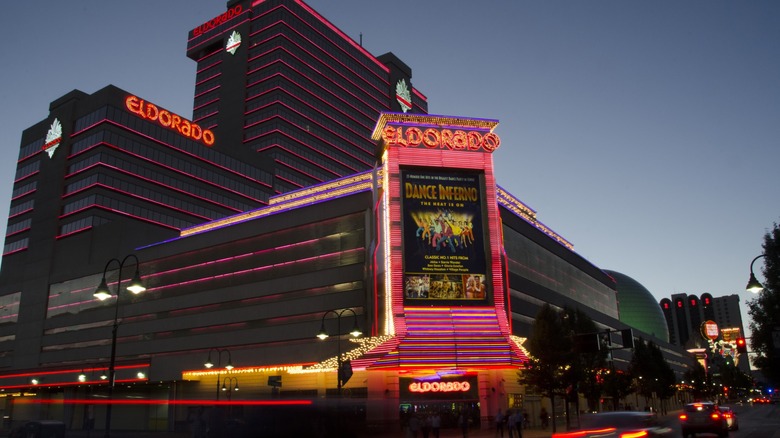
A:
[1,1,778,338]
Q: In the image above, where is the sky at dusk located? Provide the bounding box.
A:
[1,1,778,338]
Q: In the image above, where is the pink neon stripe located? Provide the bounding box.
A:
[256,142,341,178]
[8,208,33,219]
[247,24,388,103]
[64,162,243,213]
[245,69,376,139]
[67,122,273,191]
[244,97,373,159]
[246,126,365,173]
[60,204,180,231]
[2,247,27,256]
[61,182,214,221]
[246,81,374,139]
[246,55,382,127]
[292,1,389,74]
[55,226,92,240]
[244,112,370,168]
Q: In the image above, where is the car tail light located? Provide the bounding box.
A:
[723,412,732,419]
[552,428,616,438]
[620,431,649,438]
[711,412,721,420]
[679,413,688,420]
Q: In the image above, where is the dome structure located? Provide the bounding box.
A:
[604,270,670,343]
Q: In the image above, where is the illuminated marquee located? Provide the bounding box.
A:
[409,381,471,393]
[192,5,242,37]
[126,96,215,146]
[382,125,500,152]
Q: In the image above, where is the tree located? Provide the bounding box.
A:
[629,338,676,412]
[747,222,780,387]
[519,304,571,433]
[519,304,607,432]
[683,360,712,400]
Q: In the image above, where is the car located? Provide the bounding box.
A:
[551,411,673,438]
[679,402,729,438]
[718,406,738,431]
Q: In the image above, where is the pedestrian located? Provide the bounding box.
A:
[506,409,516,438]
[511,410,523,438]
[408,414,421,438]
[540,407,549,429]
[422,413,431,438]
[495,408,505,438]
[522,410,529,429]
[458,410,469,438]
[431,412,441,438]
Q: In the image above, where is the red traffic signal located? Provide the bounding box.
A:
[736,337,747,354]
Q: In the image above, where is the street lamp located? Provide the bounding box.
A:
[204,348,233,400]
[222,377,239,400]
[746,254,767,294]
[93,254,146,438]
[316,309,362,396]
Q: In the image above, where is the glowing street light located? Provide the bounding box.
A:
[746,254,767,293]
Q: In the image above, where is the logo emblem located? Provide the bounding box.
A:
[395,79,412,113]
[43,118,63,158]
[226,31,241,55]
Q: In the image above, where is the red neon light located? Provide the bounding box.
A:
[125,96,215,146]
[382,126,500,152]
[192,5,243,37]
[409,381,471,393]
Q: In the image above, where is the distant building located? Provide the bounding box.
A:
[659,293,749,372]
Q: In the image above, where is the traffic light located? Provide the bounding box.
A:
[736,337,747,354]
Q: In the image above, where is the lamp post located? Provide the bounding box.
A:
[316,309,362,397]
[204,348,233,400]
[746,254,767,293]
[222,377,239,400]
[93,254,146,438]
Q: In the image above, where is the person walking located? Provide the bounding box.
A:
[458,410,469,438]
[430,412,441,438]
[495,408,505,438]
[540,407,549,429]
[506,410,516,438]
[511,410,523,438]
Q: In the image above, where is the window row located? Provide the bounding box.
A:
[270,149,341,182]
[9,200,34,217]
[12,181,37,199]
[59,215,109,236]
[247,29,387,109]
[62,194,198,230]
[245,117,372,172]
[74,105,269,184]
[15,160,40,181]
[65,173,231,221]
[68,151,266,210]
[251,5,388,90]
[6,218,31,236]
[3,237,28,255]
[70,128,272,200]
[246,84,374,154]
[247,49,383,127]
[19,138,43,161]
[251,135,357,179]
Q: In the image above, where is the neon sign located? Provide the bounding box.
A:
[409,381,471,393]
[125,96,215,147]
[382,126,500,152]
[192,5,243,37]
[42,118,62,158]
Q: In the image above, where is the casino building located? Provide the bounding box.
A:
[0,0,692,435]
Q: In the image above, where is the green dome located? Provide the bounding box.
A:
[604,270,669,343]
